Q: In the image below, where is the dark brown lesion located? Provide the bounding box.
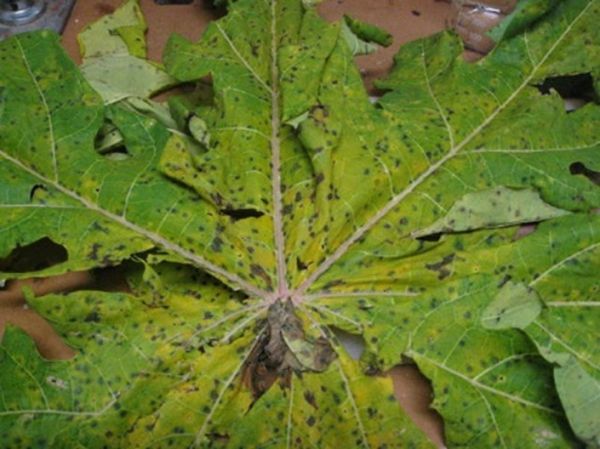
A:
[425,253,456,280]
[242,299,336,401]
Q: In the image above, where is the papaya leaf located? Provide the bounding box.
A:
[0,0,599,448]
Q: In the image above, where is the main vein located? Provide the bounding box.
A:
[270,0,289,298]
[293,1,592,296]
[0,147,269,299]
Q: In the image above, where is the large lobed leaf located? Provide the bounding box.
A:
[0,0,598,448]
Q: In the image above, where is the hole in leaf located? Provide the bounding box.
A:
[151,81,197,102]
[390,363,446,448]
[29,184,47,202]
[100,144,131,161]
[221,208,264,221]
[89,264,133,293]
[198,0,227,18]
[94,121,130,160]
[0,238,68,273]
[570,161,600,185]
[331,327,365,360]
[416,232,442,242]
[296,257,308,271]
[535,73,598,112]
[0,261,135,362]
[515,222,539,240]
[206,433,230,445]
[153,79,214,105]
[0,311,76,361]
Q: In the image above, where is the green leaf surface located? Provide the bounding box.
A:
[81,54,175,104]
[1,0,599,448]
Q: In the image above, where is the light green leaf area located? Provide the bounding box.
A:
[413,187,570,237]
[309,215,600,448]
[82,54,175,104]
[555,359,600,448]
[189,116,211,148]
[0,0,599,448]
[78,0,147,59]
[406,277,576,449]
[481,281,543,330]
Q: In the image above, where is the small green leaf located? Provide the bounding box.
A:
[555,358,600,448]
[482,281,543,330]
[413,187,570,237]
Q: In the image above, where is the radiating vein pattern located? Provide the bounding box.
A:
[0,0,599,448]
